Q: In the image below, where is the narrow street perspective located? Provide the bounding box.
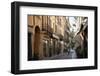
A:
[28,15,88,61]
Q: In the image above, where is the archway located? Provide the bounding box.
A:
[34,26,40,60]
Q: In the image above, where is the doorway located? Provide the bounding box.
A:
[28,32,32,60]
[34,26,40,60]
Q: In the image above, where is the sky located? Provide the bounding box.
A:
[68,17,80,35]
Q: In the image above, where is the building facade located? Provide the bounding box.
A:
[28,15,68,60]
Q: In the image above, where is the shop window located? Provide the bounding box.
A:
[43,40,50,57]
[43,40,47,57]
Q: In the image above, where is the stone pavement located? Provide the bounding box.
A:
[44,49,77,60]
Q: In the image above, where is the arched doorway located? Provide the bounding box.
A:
[34,26,40,60]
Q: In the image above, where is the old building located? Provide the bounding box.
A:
[68,17,88,58]
[28,15,68,60]
[28,15,44,60]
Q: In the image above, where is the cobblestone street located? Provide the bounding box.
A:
[44,49,77,60]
